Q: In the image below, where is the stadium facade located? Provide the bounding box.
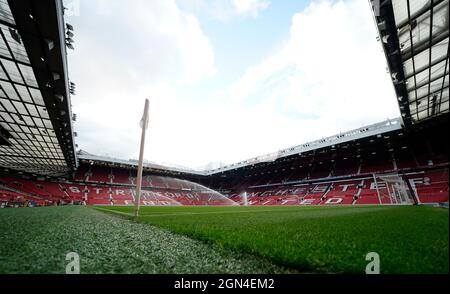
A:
[0,0,448,208]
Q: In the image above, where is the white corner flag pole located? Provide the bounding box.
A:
[134,98,149,217]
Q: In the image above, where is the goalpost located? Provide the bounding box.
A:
[372,173,417,205]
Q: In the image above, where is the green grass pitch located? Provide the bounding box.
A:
[0,205,448,273]
[97,205,449,273]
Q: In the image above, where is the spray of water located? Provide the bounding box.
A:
[241,191,248,206]
[133,176,239,206]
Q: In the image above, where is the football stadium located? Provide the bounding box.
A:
[0,0,448,278]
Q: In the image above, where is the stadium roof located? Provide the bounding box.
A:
[372,0,449,126]
[80,118,404,176]
[206,118,403,174]
[77,150,206,177]
[0,0,77,177]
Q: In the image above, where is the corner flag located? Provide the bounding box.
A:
[139,106,149,130]
[134,99,149,217]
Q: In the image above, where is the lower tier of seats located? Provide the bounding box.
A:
[0,168,447,207]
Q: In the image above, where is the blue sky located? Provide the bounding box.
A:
[178,1,307,77]
[174,0,310,101]
[64,0,400,170]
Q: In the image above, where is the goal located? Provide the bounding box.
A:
[373,173,417,205]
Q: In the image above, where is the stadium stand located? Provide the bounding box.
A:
[222,168,448,206]
[111,169,132,184]
[0,0,448,211]
[74,164,89,181]
[1,114,448,208]
[359,156,395,174]
[0,159,448,207]
[332,157,360,177]
[408,169,449,203]
[88,166,112,183]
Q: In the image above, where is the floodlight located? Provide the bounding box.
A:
[55,94,64,102]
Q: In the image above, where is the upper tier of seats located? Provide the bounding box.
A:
[72,148,447,187]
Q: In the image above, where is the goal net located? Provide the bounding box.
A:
[373,173,416,205]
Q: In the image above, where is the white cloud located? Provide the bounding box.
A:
[68,0,215,160]
[232,0,270,17]
[131,0,216,85]
[210,0,399,140]
[186,0,400,167]
[178,14,216,84]
[70,0,400,170]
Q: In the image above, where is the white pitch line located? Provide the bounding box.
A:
[139,209,296,217]
[94,207,134,216]
[94,206,391,218]
[95,207,298,217]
